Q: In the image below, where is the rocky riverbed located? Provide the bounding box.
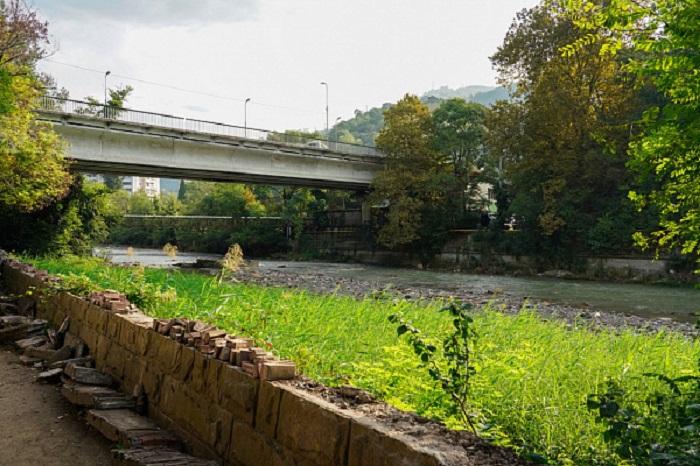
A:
[178,260,700,339]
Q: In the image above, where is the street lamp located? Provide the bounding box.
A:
[320,82,329,145]
[244,98,251,138]
[104,71,111,115]
[334,116,341,149]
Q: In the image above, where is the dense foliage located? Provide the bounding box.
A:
[564,0,700,270]
[369,95,492,253]
[485,1,658,267]
[0,0,71,213]
[0,177,119,255]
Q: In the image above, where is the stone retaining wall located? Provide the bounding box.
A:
[0,257,480,466]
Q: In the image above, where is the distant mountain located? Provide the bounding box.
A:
[333,85,512,148]
[421,85,510,107]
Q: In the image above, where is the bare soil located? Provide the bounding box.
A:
[0,348,114,466]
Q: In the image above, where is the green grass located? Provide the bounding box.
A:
[26,256,700,465]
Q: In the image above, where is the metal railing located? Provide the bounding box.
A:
[36,96,381,158]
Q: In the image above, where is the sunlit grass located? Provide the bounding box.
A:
[26,256,700,465]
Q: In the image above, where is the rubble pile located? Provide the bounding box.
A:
[151,316,296,381]
[0,290,218,466]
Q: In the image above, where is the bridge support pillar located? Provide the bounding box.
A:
[361,200,371,224]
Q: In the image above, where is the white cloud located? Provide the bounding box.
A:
[33,0,260,27]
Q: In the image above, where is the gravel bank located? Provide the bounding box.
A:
[226,265,700,339]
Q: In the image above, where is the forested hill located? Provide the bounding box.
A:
[421,85,509,106]
[334,85,508,146]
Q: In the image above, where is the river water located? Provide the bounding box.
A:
[99,247,700,324]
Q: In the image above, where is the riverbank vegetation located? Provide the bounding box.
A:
[26,255,700,465]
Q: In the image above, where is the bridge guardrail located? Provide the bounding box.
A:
[36,96,381,158]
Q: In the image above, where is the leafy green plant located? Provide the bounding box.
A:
[389,300,478,432]
[47,271,100,297]
[588,370,700,465]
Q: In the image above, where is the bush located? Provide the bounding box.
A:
[0,178,118,256]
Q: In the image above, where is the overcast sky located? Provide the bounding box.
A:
[33,0,540,133]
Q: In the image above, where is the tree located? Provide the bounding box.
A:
[0,177,119,256]
[0,1,72,213]
[81,85,134,118]
[369,94,446,249]
[103,175,123,191]
[432,99,491,222]
[565,0,700,267]
[487,1,646,262]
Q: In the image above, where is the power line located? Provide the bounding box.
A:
[41,58,321,115]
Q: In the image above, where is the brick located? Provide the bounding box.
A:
[256,381,283,439]
[94,333,112,365]
[276,386,352,466]
[229,420,293,466]
[150,411,220,464]
[112,447,217,466]
[219,365,259,425]
[122,352,147,392]
[106,312,122,339]
[347,417,442,466]
[202,328,226,344]
[46,345,72,365]
[260,361,296,381]
[218,346,231,362]
[134,325,152,356]
[49,356,94,370]
[86,408,160,442]
[80,326,99,354]
[65,363,113,386]
[207,405,233,457]
[61,382,121,407]
[189,350,210,393]
[179,346,195,382]
[37,368,63,382]
[23,344,57,360]
[155,334,182,373]
[160,375,186,420]
[241,361,259,378]
[204,359,226,403]
[118,318,138,349]
[103,342,128,380]
[14,335,48,349]
[84,303,107,334]
[139,362,162,407]
[225,338,252,349]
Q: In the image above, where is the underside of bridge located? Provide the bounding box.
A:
[40,112,382,191]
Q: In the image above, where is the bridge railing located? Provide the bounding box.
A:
[36,96,381,157]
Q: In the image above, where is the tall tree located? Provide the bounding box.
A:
[369,94,445,248]
[565,0,700,266]
[487,1,645,260]
[0,0,71,213]
[432,99,491,222]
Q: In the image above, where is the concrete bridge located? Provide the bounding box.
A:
[35,97,383,191]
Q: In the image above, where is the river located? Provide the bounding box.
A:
[99,247,700,324]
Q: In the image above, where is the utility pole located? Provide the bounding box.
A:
[321,82,328,145]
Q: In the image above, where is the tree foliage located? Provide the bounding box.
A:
[0,0,71,213]
[565,0,700,267]
[487,1,649,262]
[433,99,491,221]
[0,177,119,256]
[370,94,446,249]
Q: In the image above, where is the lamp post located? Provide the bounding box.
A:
[320,82,329,145]
[244,98,251,138]
[334,116,341,149]
[104,71,111,116]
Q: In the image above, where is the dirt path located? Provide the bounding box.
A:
[0,348,114,466]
